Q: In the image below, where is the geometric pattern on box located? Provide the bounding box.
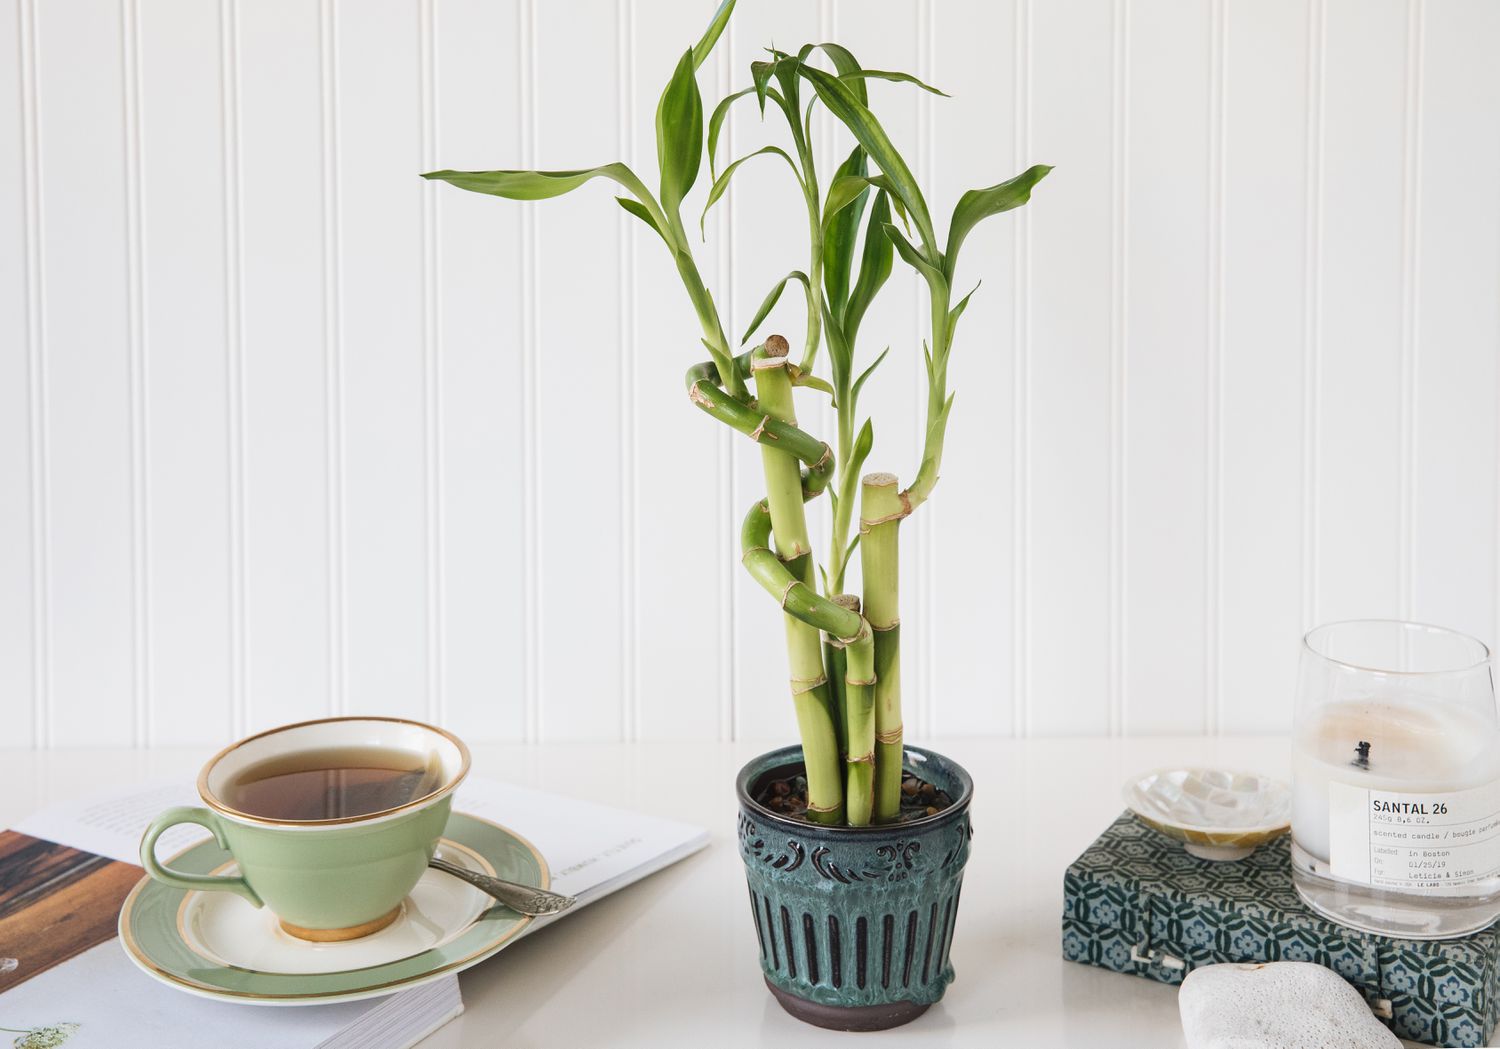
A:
[1063,811,1500,1048]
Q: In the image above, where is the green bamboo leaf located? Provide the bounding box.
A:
[797,62,935,253]
[692,0,736,69]
[657,49,704,218]
[789,368,835,398]
[882,221,942,287]
[843,191,893,345]
[850,347,890,407]
[799,42,867,105]
[947,281,981,339]
[708,86,792,179]
[822,147,869,312]
[818,295,850,386]
[751,59,776,113]
[707,87,754,178]
[740,270,812,345]
[821,174,873,234]
[616,197,669,245]
[851,417,874,469]
[820,172,909,233]
[944,163,1053,279]
[839,68,948,96]
[836,532,863,585]
[422,163,644,201]
[768,52,803,115]
[701,146,799,234]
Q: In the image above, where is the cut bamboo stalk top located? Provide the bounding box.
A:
[764,334,789,357]
[832,593,862,613]
[863,471,899,488]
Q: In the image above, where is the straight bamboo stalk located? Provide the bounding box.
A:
[842,614,877,827]
[752,336,843,824]
[861,472,906,823]
[824,595,861,782]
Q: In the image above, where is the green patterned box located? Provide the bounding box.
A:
[1063,812,1500,1048]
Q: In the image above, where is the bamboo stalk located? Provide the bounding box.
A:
[751,336,842,824]
[861,472,905,823]
[690,342,879,826]
[842,608,876,827]
[824,594,861,769]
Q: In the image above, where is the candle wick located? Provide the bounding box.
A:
[1352,740,1372,770]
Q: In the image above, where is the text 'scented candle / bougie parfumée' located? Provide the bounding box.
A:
[1291,621,1500,939]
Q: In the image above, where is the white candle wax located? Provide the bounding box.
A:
[1292,698,1500,865]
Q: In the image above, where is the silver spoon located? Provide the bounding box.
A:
[429,856,577,917]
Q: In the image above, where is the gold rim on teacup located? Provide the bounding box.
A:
[195,715,472,829]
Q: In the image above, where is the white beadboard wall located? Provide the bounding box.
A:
[3,0,1499,748]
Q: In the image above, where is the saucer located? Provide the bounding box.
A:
[119,811,546,1005]
[1123,767,1292,862]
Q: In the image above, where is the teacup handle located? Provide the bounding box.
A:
[139,806,263,907]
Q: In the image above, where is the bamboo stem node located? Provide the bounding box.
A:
[872,619,900,631]
[805,800,840,814]
[778,578,801,609]
[858,499,913,533]
[790,674,828,696]
[749,415,778,442]
[876,728,903,745]
[836,621,871,647]
[847,752,875,765]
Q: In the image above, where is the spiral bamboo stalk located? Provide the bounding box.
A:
[749,337,842,821]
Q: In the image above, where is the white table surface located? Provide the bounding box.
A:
[0,736,1475,1048]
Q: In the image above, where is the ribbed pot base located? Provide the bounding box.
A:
[764,977,931,1032]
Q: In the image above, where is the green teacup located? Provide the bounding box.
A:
[140,716,470,941]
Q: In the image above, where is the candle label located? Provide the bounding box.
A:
[1328,780,1500,891]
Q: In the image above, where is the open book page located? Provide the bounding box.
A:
[0,941,462,1049]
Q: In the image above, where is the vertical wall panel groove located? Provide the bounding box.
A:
[419,0,444,725]
[518,0,539,742]
[1107,0,1126,737]
[1300,0,1326,634]
[1203,0,1225,734]
[1396,0,1423,625]
[616,0,637,742]
[318,0,347,717]
[916,0,934,736]
[1011,0,1032,738]
[18,0,49,747]
[716,12,734,743]
[121,0,150,746]
[220,0,248,739]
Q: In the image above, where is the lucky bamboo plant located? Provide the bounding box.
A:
[425,1,1048,827]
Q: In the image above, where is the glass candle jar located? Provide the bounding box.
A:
[1292,620,1500,938]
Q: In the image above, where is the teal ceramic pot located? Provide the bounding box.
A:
[735,745,974,1031]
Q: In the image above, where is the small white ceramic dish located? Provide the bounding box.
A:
[1123,767,1291,862]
